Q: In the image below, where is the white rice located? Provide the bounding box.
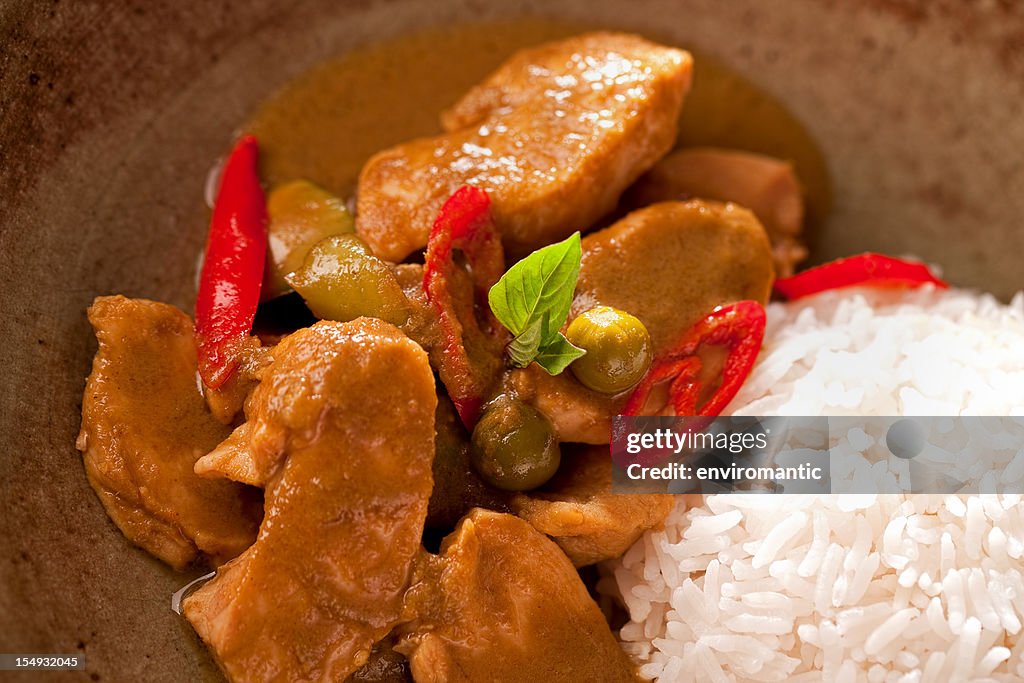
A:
[605,286,1024,682]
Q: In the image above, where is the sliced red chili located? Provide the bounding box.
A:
[774,252,947,300]
[623,300,766,420]
[423,186,507,428]
[195,135,268,390]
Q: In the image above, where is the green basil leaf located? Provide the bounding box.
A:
[533,333,586,375]
[488,232,582,341]
[506,315,543,368]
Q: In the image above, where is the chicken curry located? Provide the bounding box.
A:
[78,21,823,683]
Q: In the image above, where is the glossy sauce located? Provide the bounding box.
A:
[244,18,830,232]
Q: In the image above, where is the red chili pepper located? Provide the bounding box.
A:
[423,186,507,427]
[194,135,268,390]
[774,253,947,300]
[623,301,766,419]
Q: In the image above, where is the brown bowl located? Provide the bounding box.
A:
[2,1,1022,680]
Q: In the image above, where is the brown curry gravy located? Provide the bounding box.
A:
[244,18,831,233]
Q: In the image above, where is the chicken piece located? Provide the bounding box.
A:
[183,319,436,682]
[575,200,774,352]
[398,509,636,683]
[509,369,623,445]
[517,200,774,443]
[510,445,673,566]
[356,32,693,261]
[76,296,261,570]
[193,421,259,486]
[625,147,807,276]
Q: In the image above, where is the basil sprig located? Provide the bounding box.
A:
[488,232,586,375]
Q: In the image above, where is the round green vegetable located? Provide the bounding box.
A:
[565,305,652,394]
[263,180,354,300]
[286,234,409,325]
[470,395,560,492]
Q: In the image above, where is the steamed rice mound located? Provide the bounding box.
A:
[606,287,1024,682]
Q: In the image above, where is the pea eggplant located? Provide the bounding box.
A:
[565,306,652,394]
[470,395,560,492]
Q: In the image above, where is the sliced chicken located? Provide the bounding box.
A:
[398,509,636,683]
[510,445,673,566]
[517,200,774,443]
[183,319,436,682]
[575,200,775,352]
[625,147,807,275]
[193,420,259,486]
[509,368,623,445]
[76,296,261,570]
[356,32,693,261]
